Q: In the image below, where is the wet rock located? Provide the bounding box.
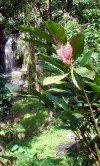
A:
[11,70,22,81]
[56,141,78,157]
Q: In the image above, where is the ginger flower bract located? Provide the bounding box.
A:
[57,42,73,66]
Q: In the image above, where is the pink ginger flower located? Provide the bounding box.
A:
[57,42,73,66]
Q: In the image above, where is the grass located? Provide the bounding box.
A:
[1,98,85,166]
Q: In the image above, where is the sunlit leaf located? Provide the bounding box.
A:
[75,67,95,80]
[11,145,19,152]
[43,74,68,85]
[85,81,100,92]
[71,67,81,90]
[94,74,100,86]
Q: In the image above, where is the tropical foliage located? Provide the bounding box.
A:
[0,71,12,121]
[17,20,100,165]
[0,0,99,165]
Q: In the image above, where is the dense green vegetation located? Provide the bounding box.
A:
[1,99,84,166]
[0,72,12,121]
[0,0,99,166]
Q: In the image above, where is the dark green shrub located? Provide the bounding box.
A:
[83,9,100,24]
[0,71,13,121]
[84,24,100,52]
[83,9,100,53]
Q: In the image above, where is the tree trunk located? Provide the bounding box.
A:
[66,0,73,12]
[0,25,6,72]
[28,43,36,91]
[28,12,40,91]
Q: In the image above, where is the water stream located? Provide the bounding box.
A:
[5,35,16,72]
[4,35,21,95]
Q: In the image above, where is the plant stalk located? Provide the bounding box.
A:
[83,90,100,138]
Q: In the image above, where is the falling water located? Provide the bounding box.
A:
[5,35,16,72]
[4,34,27,95]
[4,35,21,95]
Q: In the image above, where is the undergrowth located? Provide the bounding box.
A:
[1,99,85,166]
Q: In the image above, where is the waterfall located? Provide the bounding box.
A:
[5,35,16,72]
[4,34,27,94]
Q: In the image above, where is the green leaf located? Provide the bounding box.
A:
[85,60,98,73]
[16,25,56,44]
[47,88,68,93]
[85,81,100,92]
[18,89,53,108]
[45,20,67,44]
[95,74,100,86]
[43,74,68,85]
[80,51,92,66]
[71,67,81,90]
[75,67,95,80]
[23,38,56,54]
[47,94,69,111]
[0,130,5,136]
[47,88,75,97]
[11,145,19,152]
[74,110,91,115]
[70,34,85,60]
[38,54,68,72]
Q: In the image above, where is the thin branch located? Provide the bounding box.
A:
[83,90,100,138]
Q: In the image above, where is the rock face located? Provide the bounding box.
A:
[11,65,28,83]
[6,66,28,93]
[56,141,78,157]
[5,66,28,98]
[0,25,6,72]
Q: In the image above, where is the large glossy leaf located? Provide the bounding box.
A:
[80,51,92,66]
[85,81,100,92]
[43,74,68,85]
[75,67,95,80]
[70,34,85,60]
[23,38,56,54]
[16,25,56,44]
[45,20,67,44]
[71,67,81,90]
[47,88,75,97]
[38,54,68,72]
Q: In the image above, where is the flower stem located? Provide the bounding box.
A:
[83,90,100,138]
